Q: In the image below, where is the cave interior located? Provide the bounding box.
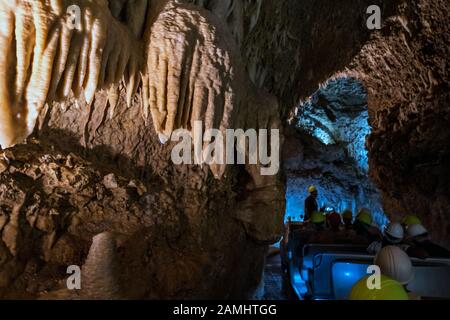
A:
[0,0,449,300]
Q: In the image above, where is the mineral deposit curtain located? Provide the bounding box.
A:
[0,0,285,299]
[0,0,276,161]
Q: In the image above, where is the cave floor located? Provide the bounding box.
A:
[263,253,288,300]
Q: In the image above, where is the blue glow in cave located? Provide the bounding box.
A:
[286,77,388,229]
[296,77,371,172]
[312,127,335,146]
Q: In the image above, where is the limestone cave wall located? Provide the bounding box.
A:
[198,0,450,247]
[0,0,448,299]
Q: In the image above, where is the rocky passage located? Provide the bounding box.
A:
[0,140,279,299]
[339,0,450,247]
[284,77,386,227]
[199,0,450,247]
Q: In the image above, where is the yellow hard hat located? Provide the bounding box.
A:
[311,211,325,224]
[342,209,353,220]
[356,208,373,226]
[402,215,422,226]
[308,185,317,193]
[349,274,409,300]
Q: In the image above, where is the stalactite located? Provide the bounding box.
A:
[0,0,143,149]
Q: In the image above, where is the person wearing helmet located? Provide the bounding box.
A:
[308,211,339,244]
[356,208,372,225]
[353,208,382,243]
[349,274,409,300]
[311,211,326,230]
[367,222,405,254]
[335,209,370,244]
[384,222,405,244]
[375,246,414,285]
[326,210,342,232]
[303,185,318,222]
[342,209,353,230]
[309,210,357,244]
[374,245,420,299]
[402,215,422,229]
[405,224,450,259]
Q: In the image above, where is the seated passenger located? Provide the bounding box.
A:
[402,215,422,229]
[326,211,342,232]
[353,208,382,243]
[374,246,419,299]
[375,246,414,284]
[307,211,337,244]
[309,211,363,244]
[405,224,450,259]
[311,211,326,231]
[342,209,353,230]
[367,222,405,254]
[349,274,409,300]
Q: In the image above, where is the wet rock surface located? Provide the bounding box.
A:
[284,77,386,227]
[283,127,386,227]
[0,0,286,299]
[0,0,448,300]
[338,0,450,247]
[200,0,450,247]
[0,140,279,299]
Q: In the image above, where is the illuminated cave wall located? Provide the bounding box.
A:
[283,77,388,228]
[296,78,371,172]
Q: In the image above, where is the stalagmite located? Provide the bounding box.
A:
[81,232,122,299]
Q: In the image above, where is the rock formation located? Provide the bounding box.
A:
[0,0,448,299]
[0,0,284,299]
[199,0,450,247]
[337,0,450,247]
[284,77,387,228]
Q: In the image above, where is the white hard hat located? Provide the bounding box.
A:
[374,246,414,285]
[407,224,428,238]
[384,222,404,243]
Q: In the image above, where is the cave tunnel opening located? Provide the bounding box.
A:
[283,76,388,229]
[262,77,395,300]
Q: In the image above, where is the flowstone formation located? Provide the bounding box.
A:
[0,0,448,300]
[0,0,284,299]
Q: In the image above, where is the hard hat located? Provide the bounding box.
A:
[311,211,325,224]
[349,274,409,300]
[402,215,422,226]
[356,208,372,226]
[358,208,371,216]
[406,224,428,238]
[328,212,342,229]
[308,185,317,193]
[374,245,414,285]
[384,222,404,243]
[342,209,353,220]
